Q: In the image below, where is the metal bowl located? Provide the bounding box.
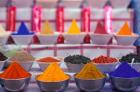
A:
[74,75,106,92]
[110,76,140,92]
[18,61,34,71]
[94,62,120,73]
[115,35,138,45]
[66,63,84,73]
[38,62,61,71]
[37,33,59,44]
[36,75,70,92]
[1,76,31,92]
[63,33,86,44]
[11,35,34,45]
[90,34,112,45]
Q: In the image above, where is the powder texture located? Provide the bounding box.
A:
[67,19,81,35]
[12,22,34,35]
[37,57,60,63]
[41,21,54,35]
[37,63,69,82]
[110,62,140,78]
[117,22,133,36]
[0,62,31,79]
[76,63,105,80]
[94,22,108,34]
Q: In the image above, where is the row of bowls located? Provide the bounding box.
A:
[0,60,140,73]
[1,73,140,92]
[0,60,120,73]
[1,33,138,45]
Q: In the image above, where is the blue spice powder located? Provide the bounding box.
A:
[12,22,34,35]
[109,62,140,78]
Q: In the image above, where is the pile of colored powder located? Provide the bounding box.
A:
[92,55,118,63]
[75,63,105,80]
[109,62,140,78]
[40,21,54,35]
[67,19,81,35]
[12,22,34,35]
[37,57,60,63]
[64,55,91,64]
[94,22,108,34]
[117,22,133,36]
[0,25,10,36]
[0,52,7,61]
[37,63,69,82]
[120,53,140,63]
[0,62,31,79]
[10,51,34,62]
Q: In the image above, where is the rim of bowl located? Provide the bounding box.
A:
[37,61,61,64]
[92,61,120,65]
[65,63,85,65]
[90,33,113,36]
[114,34,138,37]
[11,34,34,37]
[36,74,70,83]
[74,74,106,81]
[8,61,34,64]
[63,32,86,35]
[110,75,140,79]
[0,73,31,80]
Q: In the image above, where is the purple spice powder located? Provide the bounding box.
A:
[109,62,140,78]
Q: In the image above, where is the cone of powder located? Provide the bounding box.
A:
[0,62,31,79]
[76,63,105,80]
[117,22,133,36]
[67,19,81,35]
[110,62,140,78]
[94,22,108,34]
[12,22,34,35]
[41,21,54,35]
[37,63,69,82]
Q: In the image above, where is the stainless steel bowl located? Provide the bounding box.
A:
[66,63,84,73]
[38,62,61,71]
[36,75,70,92]
[1,77,31,92]
[110,76,140,92]
[75,76,106,92]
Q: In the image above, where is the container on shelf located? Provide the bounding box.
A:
[110,76,140,92]
[74,75,106,92]
[38,62,61,71]
[37,33,59,45]
[66,63,84,73]
[11,35,34,45]
[1,77,31,92]
[36,75,70,92]
[90,34,112,45]
[95,62,120,73]
[63,33,86,44]
[114,35,138,45]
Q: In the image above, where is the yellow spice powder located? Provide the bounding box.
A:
[76,63,105,80]
[37,63,69,82]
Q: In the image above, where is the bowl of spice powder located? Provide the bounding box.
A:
[37,57,61,71]
[9,51,35,71]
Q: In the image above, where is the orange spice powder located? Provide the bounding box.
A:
[37,57,60,63]
[0,61,31,79]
